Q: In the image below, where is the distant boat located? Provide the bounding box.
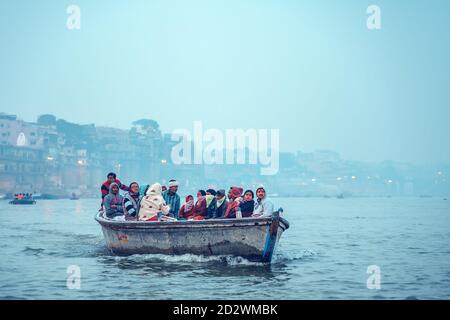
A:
[95,209,289,263]
[337,193,345,199]
[9,193,36,205]
[9,198,36,205]
[70,193,80,200]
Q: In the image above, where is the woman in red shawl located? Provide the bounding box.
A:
[179,195,195,219]
[192,190,208,220]
[223,186,243,219]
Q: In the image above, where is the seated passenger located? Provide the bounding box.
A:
[211,189,228,219]
[162,180,181,219]
[104,183,124,219]
[223,187,243,219]
[252,185,274,218]
[205,189,217,219]
[139,183,170,221]
[179,195,195,219]
[227,188,233,201]
[123,182,140,221]
[192,190,207,219]
[239,190,255,217]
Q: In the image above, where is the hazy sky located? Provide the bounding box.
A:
[1,0,449,164]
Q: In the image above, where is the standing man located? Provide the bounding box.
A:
[252,185,274,218]
[100,172,129,206]
[163,179,181,219]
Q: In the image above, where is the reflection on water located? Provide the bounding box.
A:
[1,198,450,299]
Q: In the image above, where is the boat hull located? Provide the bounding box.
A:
[95,213,289,263]
[9,199,36,205]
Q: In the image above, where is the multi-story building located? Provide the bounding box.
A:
[0,113,164,197]
[1,113,448,197]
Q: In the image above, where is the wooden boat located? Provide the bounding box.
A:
[95,209,289,263]
[9,199,36,205]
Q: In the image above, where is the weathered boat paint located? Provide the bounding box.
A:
[95,210,289,263]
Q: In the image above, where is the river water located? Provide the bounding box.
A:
[0,197,449,300]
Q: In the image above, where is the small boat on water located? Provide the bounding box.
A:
[70,193,80,200]
[9,198,36,205]
[95,209,289,263]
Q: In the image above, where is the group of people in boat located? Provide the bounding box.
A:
[100,172,275,222]
[13,193,33,200]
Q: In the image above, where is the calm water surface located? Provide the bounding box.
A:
[0,197,449,299]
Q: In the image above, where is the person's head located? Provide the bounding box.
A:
[110,183,119,195]
[107,172,116,183]
[197,190,206,198]
[168,179,179,193]
[147,183,163,196]
[206,189,216,196]
[227,188,233,200]
[230,187,243,200]
[256,185,266,200]
[162,185,167,192]
[216,189,226,200]
[129,182,139,194]
[186,195,194,202]
[243,190,254,201]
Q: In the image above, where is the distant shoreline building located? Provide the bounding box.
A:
[0,113,165,196]
[0,112,448,197]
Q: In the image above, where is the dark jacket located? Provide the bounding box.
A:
[206,198,217,219]
[239,200,255,217]
[212,199,228,219]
